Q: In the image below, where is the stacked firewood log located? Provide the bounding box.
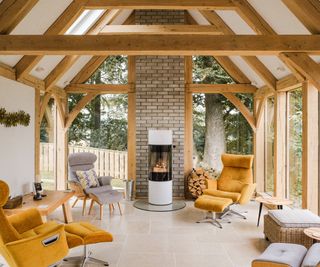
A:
[187,168,213,198]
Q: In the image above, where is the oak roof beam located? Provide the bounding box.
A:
[187,83,257,94]
[100,25,223,35]
[14,0,85,80]
[280,52,320,92]
[1,35,320,56]
[0,0,39,34]
[84,0,235,10]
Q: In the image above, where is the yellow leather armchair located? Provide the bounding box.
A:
[204,153,256,219]
[0,180,69,267]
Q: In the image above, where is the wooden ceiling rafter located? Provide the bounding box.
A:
[0,0,39,34]
[214,56,251,84]
[279,1,320,91]
[280,53,320,92]
[100,25,224,35]
[229,0,279,91]
[14,0,86,80]
[2,34,320,55]
[282,0,320,34]
[44,9,121,92]
[70,56,108,84]
[66,83,134,94]
[84,0,236,10]
[187,11,251,85]
[200,9,278,91]
[187,83,257,94]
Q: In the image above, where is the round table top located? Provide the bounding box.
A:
[304,228,320,241]
[255,196,293,206]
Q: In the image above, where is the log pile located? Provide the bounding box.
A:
[187,168,213,198]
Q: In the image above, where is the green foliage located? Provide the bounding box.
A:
[0,107,30,127]
[67,56,128,150]
[288,88,303,207]
[87,56,128,85]
[192,56,253,163]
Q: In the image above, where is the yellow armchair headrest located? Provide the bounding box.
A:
[0,180,9,207]
[221,154,253,169]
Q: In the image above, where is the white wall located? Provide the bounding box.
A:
[0,76,35,196]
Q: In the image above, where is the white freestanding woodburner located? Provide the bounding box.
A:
[148,130,173,205]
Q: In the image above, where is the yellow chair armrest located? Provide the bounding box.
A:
[8,208,43,234]
[205,179,218,190]
[6,224,69,267]
[238,183,256,205]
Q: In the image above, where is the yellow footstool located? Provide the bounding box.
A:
[64,222,113,266]
[195,195,233,228]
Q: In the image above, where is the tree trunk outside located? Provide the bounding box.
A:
[203,94,226,171]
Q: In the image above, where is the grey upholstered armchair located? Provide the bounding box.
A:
[68,152,113,215]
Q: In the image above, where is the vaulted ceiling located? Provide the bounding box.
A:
[0,0,319,94]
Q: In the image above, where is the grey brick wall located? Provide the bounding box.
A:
[135,10,185,198]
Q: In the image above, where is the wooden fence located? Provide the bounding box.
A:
[40,143,128,180]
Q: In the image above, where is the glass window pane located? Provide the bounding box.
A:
[265,97,275,195]
[288,88,303,207]
[40,99,56,190]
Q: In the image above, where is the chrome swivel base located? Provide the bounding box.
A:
[196,211,231,229]
[63,246,109,267]
[220,205,247,220]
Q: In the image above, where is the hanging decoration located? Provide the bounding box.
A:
[0,107,30,127]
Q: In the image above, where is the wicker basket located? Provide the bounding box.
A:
[264,214,314,248]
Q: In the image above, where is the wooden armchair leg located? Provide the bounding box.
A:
[100,204,103,220]
[71,198,78,208]
[118,202,122,215]
[88,199,95,215]
[82,197,87,216]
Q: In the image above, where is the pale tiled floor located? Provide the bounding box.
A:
[0,199,270,267]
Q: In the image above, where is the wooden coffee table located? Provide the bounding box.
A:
[4,190,74,223]
[256,196,293,227]
[304,228,320,243]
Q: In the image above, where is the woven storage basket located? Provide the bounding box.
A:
[264,214,314,248]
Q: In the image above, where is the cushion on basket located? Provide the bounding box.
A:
[301,243,320,267]
[268,209,320,228]
[252,243,307,267]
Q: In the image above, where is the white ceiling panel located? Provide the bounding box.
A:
[310,56,320,64]
[56,56,93,88]
[187,10,211,25]
[229,56,265,87]
[30,56,65,80]
[66,9,104,35]
[247,0,310,34]
[257,56,291,80]
[11,0,73,34]
[0,56,23,67]
[216,10,256,34]
[110,9,133,25]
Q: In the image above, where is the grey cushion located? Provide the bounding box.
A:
[268,209,320,228]
[302,243,320,267]
[98,176,113,186]
[85,185,112,194]
[252,243,307,267]
[68,152,97,181]
[91,190,123,204]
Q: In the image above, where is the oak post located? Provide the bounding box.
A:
[302,81,318,213]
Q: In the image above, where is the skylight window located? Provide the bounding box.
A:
[65,9,104,35]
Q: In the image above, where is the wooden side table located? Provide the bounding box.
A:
[304,228,320,243]
[4,190,74,223]
[255,196,292,227]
